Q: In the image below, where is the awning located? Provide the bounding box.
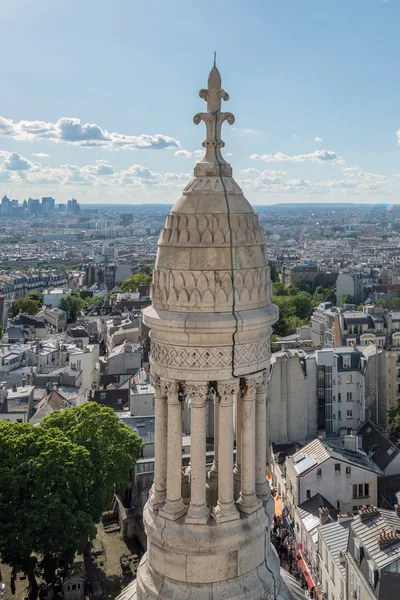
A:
[296,552,316,590]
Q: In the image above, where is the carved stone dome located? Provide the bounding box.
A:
[143,65,278,382]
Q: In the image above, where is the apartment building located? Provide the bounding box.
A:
[284,438,380,517]
[269,346,370,442]
[346,506,400,600]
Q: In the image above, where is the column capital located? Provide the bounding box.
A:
[240,375,261,399]
[164,379,181,400]
[150,373,169,397]
[217,380,239,405]
[185,383,209,407]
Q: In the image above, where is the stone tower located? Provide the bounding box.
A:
[119,64,298,600]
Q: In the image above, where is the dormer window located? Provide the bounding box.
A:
[354,538,362,563]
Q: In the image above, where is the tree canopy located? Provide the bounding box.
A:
[0,403,143,598]
[58,295,84,323]
[0,422,94,598]
[272,278,336,338]
[391,297,400,309]
[120,272,152,293]
[340,294,355,307]
[26,290,44,305]
[41,402,144,521]
[11,297,41,317]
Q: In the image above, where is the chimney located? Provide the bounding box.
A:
[337,512,355,525]
[378,530,400,549]
[0,382,8,404]
[12,383,17,393]
[343,435,357,452]
[359,506,379,522]
[319,506,330,525]
[22,376,26,387]
[26,373,30,385]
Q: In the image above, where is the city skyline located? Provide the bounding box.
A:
[1,0,400,205]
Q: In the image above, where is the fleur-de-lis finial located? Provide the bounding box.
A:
[193,61,235,176]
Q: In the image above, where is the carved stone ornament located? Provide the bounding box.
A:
[240,376,262,399]
[185,383,209,406]
[192,64,235,171]
[164,380,180,397]
[217,381,240,403]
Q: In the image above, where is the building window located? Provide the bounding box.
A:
[354,539,361,563]
[335,463,341,473]
[346,466,351,475]
[338,410,342,419]
[368,563,376,587]
[306,489,311,499]
[343,355,351,369]
[346,374,353,384]
[353,483,369,498]
[337,376,341,384]
[347,410,353,419]
[317,468,322,477]
[347,392,353,402]
[336,500,340,510]
[338,393,341,403]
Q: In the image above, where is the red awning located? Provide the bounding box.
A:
[296,552,316,590]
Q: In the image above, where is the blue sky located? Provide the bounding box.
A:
[1,0,399,205]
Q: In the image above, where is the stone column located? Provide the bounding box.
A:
[237,376,262,515]
[212,381,240,523]
[149,374,168,511]
[185,383,210,524]
[159,380,187,521]
[233,387,242,494]
[255,372,270,501]
[210,389,219,478]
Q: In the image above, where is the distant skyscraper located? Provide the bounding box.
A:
[1,195,10,216]
[67,198,80,214]
[42,196,55,214]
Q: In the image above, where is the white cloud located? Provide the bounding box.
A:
[0,151,35,171]
[250,150,337,163]
[241,168,287,177]
[232,128,257,134]
[314,137,323,142]
[32,152,49,157]
[175,150,192,157]
[0,115,180,151]
[194,149,204,157]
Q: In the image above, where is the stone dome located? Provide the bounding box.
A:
[143,65,278,382]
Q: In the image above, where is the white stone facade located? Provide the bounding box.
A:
[115,65,303,600]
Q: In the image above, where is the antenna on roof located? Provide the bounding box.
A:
[214,51,217,67]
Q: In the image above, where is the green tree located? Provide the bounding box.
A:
[0,422,94,599]
[272,282,288,296]
[292,292,314,320]
[292,278,314,294]
[270,265,280,283]
[388,399,400,442]
[340,295,355,307]
[391,297,400,309]
[83,295,104,310]
[120,272,152,292]
[0,325,3,339]
[41,403,144,522]
[11,297,41,317]
[58,295,84,323]
[378,298,387,307]
[26,290,44,305]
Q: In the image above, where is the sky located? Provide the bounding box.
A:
[1,0,400,206]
